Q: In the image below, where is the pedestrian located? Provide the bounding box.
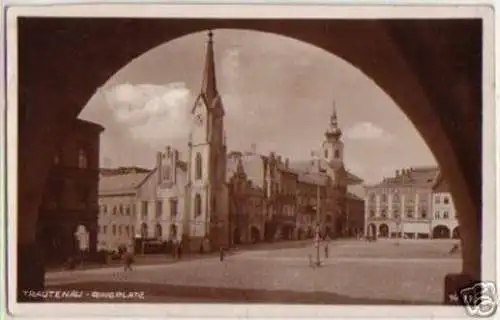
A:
[324,243,329,258]
[219,247,224,262]
[123,250,134,272]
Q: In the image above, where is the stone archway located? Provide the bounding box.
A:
[433,225,451,239]
[378,224,389,238]
[452,226,460,239]
[16,16,483,299]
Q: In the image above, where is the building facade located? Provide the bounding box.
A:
[431,172,459,239]
[37,119,104,266]
[364,167,442,240]
[98,168,151,253]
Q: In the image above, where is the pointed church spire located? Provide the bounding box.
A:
[200,30,218,104]
[326,101,342,140]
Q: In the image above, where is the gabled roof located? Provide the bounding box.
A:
[99,171,151,195]
[367,166,440,188]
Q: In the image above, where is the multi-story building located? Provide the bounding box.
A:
[364,166,440,240]
[97,167,151,252]
[37,119,104,265]
[431,172,459,239]
[345,192,365,237]
[227,154,266,244]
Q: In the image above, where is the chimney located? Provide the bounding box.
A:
[166,145,171,156]
[277,155,282,164]
[285,158,290,169]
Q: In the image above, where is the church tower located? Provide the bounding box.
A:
[187,31,228,252]
[321,102,344,170]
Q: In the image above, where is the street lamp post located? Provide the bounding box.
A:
[315,183,321,267]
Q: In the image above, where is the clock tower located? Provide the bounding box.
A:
[187,31,228,252]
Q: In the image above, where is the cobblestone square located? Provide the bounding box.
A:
[45,239,461,304]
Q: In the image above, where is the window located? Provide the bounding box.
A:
[381,194,387,202]
[443,197,450,205]
[156,200,163,219]
[78,148,88,168]
[393,210,400,219]
[163,165,171,181]
[406,208,414,219]
[420,208,428,219]
[324,149,328,158]
[131,226,135,236]
[334,149,340,159]
[194,194,202,217]
[113,206,117,215]
[443,211,449,219]
[103,204,107,214]
[369,210,375,218]
[393,193,400,202]
[118,225,122,236]
[369,193,376,202]
[155,224,162,239]
[435,195,440,204]
[126,206,130,216]
[141,201,148,220]
[119,204,123,215]
[435,211,440,219]
[125,226,129,236]
[103,226,107,234]
[112,225,116,236]
[381,209,387,218]
[170,198,178,218]
[195,153,203,180]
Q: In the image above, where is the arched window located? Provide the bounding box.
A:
[78,148,88,168]
[334,149,340,159]
[155,224,162,239]
[194,194,202,217]
[195,153,203,180]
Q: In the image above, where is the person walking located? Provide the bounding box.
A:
[123,250,134,272]
[219,247,225,262]
[324,242,329,259]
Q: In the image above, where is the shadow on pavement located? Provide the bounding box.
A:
[44,281,441,305]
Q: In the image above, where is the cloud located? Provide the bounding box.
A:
[345,121,394,143]
[102,82,192,149]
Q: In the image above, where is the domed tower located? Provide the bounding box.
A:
[321,102,344,171]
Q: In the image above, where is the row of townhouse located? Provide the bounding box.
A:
[364,166,459,240]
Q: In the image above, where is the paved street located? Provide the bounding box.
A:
[45,239,461,304]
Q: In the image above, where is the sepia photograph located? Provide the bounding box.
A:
[3,2,497,319]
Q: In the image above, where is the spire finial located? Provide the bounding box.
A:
[330,101,338,127]
[200,29,218,104]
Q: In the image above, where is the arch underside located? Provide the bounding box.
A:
[17,18,482,299]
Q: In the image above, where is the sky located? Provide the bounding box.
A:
[79,29,436,185]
